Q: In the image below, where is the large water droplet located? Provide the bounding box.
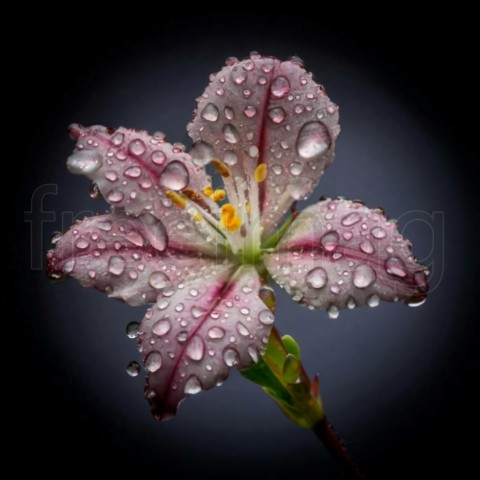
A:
[124,166,142,178]
[75,237,89,250]
[341,212,362,226]
[129,139,146,156]
[306,267,328,289]
[371,226,387,239]
[151,150,166,166]
[186,335,205,361]
[108,255,126,276]
[126,321,140,339]
[184,375,202,394]
[208,326,225,339]
[224,151,238,166]
[247,345,259,363]
[267,107,286,124]
[63,259,75,274]
[353,264,376,288]
[223,347,239,367]
[201,103,219,122]
[385,257,407,277]
[67,150,102,175]
[244,105,257,118]
[360,240,375,254]
[112,132,124,146]
[296,122,331,159]
[271,76,290,98]
[320,231,339,252]
[159,161,189,190]
[367,294,380,307]
[223,124,240,144]
[107,190,124,203]
[327,306,339,319]
[152,318,171,336]
[191,140,214,167]
[258,309,274,325]
[145,351,162,372]
[191,305,206,319]
[126,361,140,377]
[289,162,303,175]
[236,322,250,336]
[149,271,170,289]
[224,107,235,120]
[231,68,247,85]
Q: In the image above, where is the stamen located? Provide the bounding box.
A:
[202,186,214,196]
[212,189,226,202]
[211,159,232,177]
[254,163,268,183]
[221,204,242,232]
[165,190,187,208]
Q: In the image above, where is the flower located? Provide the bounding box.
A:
[47,53,429,421]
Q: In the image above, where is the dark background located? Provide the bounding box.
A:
[13,7,478,479]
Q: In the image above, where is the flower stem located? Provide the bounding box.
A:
[312,417,364,479]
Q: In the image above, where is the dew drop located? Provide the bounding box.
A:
[126,321,140,339]
[75,237,89,250]
[67,150,102,175]
[108,255,126,276]
[208,326,225,339]
[320,231,339,252]
[360,240,375,254]
[231,68,247,85]
[159,161,189,190]
[289,162,303,176]
[247,345,259,363]
[222,124,240,144]
[258,309,274,325]
[244,105,257,118]
[353,264,376,288]
[271,76,290,98]
[63,259,75,274]
[105,171,118,182]
[347,298,356,309]
[267,107,286,124]
[343,231,353,241]
[152,318,171,337]
[184,375,202,394]
[107,190,124,203]
[341,212,362,226]
[191,305,207,319]
[128,139,146,156]
[371,226,387,239]
[327,306,339,319]
[186,336,205,361]
[112,132,124,146]
[367,294,380,307]
[124,166,142,178]
[236,322,250,336]
[149,271,170,289]
[126,361,140,377]
[224,151,238,166]
[151,150,166,166]
[306,267,328,289]
[224,107,235,120]
[223,347,240,367]
[201,103,219,122]
[296,121,331,159]
[145,351,162,372]
[191,140,214,167]
[385,257,407,277]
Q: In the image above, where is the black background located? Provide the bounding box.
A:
[13,7,479,479]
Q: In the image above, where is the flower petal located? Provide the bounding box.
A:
[263,198,429,314]
[67,124,217,219]
[47,212,225,306]
[187,53,340,237]
[138,265,274,420]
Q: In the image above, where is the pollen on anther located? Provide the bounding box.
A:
[165,190,187,209]
[254,163,268,183]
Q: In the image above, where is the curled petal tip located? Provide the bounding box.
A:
[68,123,84,140]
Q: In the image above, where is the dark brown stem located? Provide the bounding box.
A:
[312,417,364,479]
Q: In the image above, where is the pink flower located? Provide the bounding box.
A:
[47,53,429,421]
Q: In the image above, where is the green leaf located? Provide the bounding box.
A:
[283,354,301,384]
[281,335,301,359]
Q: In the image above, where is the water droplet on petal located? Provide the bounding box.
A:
[223,347,239,367]
[107,190,124,203]
[367,294,380,307]
[406,297,427,307]
[385,257,407,277]
[191,141,214,167]
[296,121,331,159]
[208,326,225,339]
[327,306,339,319]
[353,264,376,288]
[124,166,142,178]
[272,164,283,175]
[347,298,356,309]
[360,240,375,254]
[105,171,118,182]
[67,150,102,175]
[126,361,140,377]
[108,255,126,276]
[159,161,189,190]
[247,345,259,363]
[152,318,171,336]
[145,351,162,372]
[306,267,328,289]
[271,75,290,98]
[236,322,250,336]
[267,107,286,124]
[126,321,140,339]
[224,151,238,166]
[258,309,274,325]
[222,124,240,144]
[224,107,235,120]
[191,305,206,319]
[75,237,89,250]
[186,336,205,361]
[63,259,75,274]
[320,231,339,252]
[112,132,124,146]
[149,271,170,289]
[289,162,303,175]
[231,68,247,85]
[129,139,146,156]
[184,375,202,394]
[371,226,387,239]
[151,150,166,166]
[341,212,362,226]
[201,103,219,122]
[244,105,257,118]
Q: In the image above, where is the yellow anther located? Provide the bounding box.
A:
[254,163,268,183]
[193,212,202,222]
[202,186,214,197]
[211,159,232,177]
[221,204,242,231]
[212,189,226,202]
[165,190,186,208]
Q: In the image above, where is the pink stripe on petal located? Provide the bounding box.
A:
[47,213,224,306]
[138,265,273,420]
[264,198,429,313]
